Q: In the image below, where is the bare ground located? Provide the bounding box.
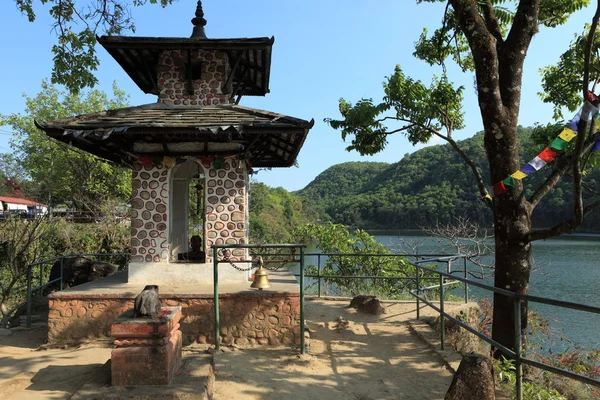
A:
[211,299,465,400]
[0,299,469,399]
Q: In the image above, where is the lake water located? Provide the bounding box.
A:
[306,234,600,351]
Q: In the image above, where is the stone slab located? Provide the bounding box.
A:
[111,306,182,339]
[72,352,214,400]
[111,330,182,386]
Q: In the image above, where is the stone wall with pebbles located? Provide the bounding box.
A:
[47,292,300,347]
[130,162,169,264]
[157,49,232,106]
[202,157,248,263]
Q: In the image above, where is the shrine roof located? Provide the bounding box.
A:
[35,103,313,168]
[98,36,273,97]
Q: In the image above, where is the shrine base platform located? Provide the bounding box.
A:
[47,271,301,347]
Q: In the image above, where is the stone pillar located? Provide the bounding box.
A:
[110,306,182,386]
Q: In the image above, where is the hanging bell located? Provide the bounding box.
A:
[250,257,271,290]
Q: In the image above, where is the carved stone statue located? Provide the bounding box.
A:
[134,285,161,318]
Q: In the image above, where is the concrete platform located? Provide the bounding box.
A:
[47,270,302,347]
[49,269,299,299]
[72,352,214,400]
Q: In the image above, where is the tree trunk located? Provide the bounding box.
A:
[491,206,532,354]
[484,119,533,356]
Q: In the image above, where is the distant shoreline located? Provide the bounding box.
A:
[364,229,600,239]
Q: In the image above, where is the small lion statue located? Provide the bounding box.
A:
[134,285,161,318]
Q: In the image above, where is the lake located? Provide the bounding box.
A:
[306,233,600,351]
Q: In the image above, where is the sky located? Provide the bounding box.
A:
[0,1,595,191]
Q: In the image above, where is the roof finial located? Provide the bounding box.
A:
[191,0,207,39]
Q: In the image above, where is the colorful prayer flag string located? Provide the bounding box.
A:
[492,99,599,196]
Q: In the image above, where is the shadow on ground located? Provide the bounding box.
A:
[212,300,458,400]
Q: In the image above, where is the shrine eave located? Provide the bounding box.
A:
[35,103,313,169]
[98,35,274,97]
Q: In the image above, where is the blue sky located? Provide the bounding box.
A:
[0,1,594,191]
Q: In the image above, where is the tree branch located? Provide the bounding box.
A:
[480,0,504,43]
[397,117,490,198]
[450,0,504,113]
[526,200,600,241]
[504,0,540,54]
[528,136,597,208]
[571,0,600,227]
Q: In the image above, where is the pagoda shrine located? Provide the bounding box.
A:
[36,1,313,285]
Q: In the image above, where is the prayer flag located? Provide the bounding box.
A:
[511,170,527,180]
[567,108,582,131]
[538,147,557,163]
[558,128,577,142]
[503,176,516,187]
[528,156,547,171]
[138,155,153,167]
[582,101,599,122]
[520,164,536,174]
[175,158,186,165]
[163,157,176,168]
[593,134,600,153]
[493,181,507,196]
[549,137,568,152]
[213,157,224,169]
[594,112,600,132]
[152,156,163,166]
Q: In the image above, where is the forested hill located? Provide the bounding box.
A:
[296,127,600,231]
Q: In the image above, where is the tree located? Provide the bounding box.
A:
[326,0,600,355]
[13,0,174,92]
[1,80,132,208]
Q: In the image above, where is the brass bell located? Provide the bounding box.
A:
[250,257,271,290]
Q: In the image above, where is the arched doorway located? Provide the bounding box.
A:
[169,159,206,263]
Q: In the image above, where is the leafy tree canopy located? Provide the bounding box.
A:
[13,0,174,92]
[0,80,132,207]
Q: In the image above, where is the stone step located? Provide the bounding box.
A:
[71,352,214,400]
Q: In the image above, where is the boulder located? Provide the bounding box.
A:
[348,295,385,315]
[49,257,117,290]
[445,353,495,400]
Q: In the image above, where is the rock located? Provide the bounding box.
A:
[445,353,495,400]
[335,316,349,333]
[348,295,385,315]
[49,257,117,290]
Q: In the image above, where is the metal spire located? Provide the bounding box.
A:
[191,0,207,39]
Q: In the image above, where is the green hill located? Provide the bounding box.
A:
[295,128,600,232]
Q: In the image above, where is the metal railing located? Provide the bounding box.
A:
[303,252,600,400]
[212,244,307,354]
[26,252,129,327]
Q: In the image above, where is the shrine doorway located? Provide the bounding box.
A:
[169,159,206,263]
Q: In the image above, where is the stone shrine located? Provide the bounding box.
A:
[36,1,313,285]
[40,1,309,349]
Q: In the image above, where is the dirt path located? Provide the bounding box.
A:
[0,300,466,399]
[212,299,461,400]
[0,327,111,400]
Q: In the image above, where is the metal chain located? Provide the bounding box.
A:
[219,247,299,271]
[221,250,257,271]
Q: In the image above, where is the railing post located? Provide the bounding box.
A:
[317,254,321,298]
[415,265,420,320]
[60,256,65,291]
[300,246,306,354]
[38,264,43,297]
[439,273,445,350]
[514,298,523,400]
[463,256,468,303]
[26,265,32,328]
[213,247,220,350]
